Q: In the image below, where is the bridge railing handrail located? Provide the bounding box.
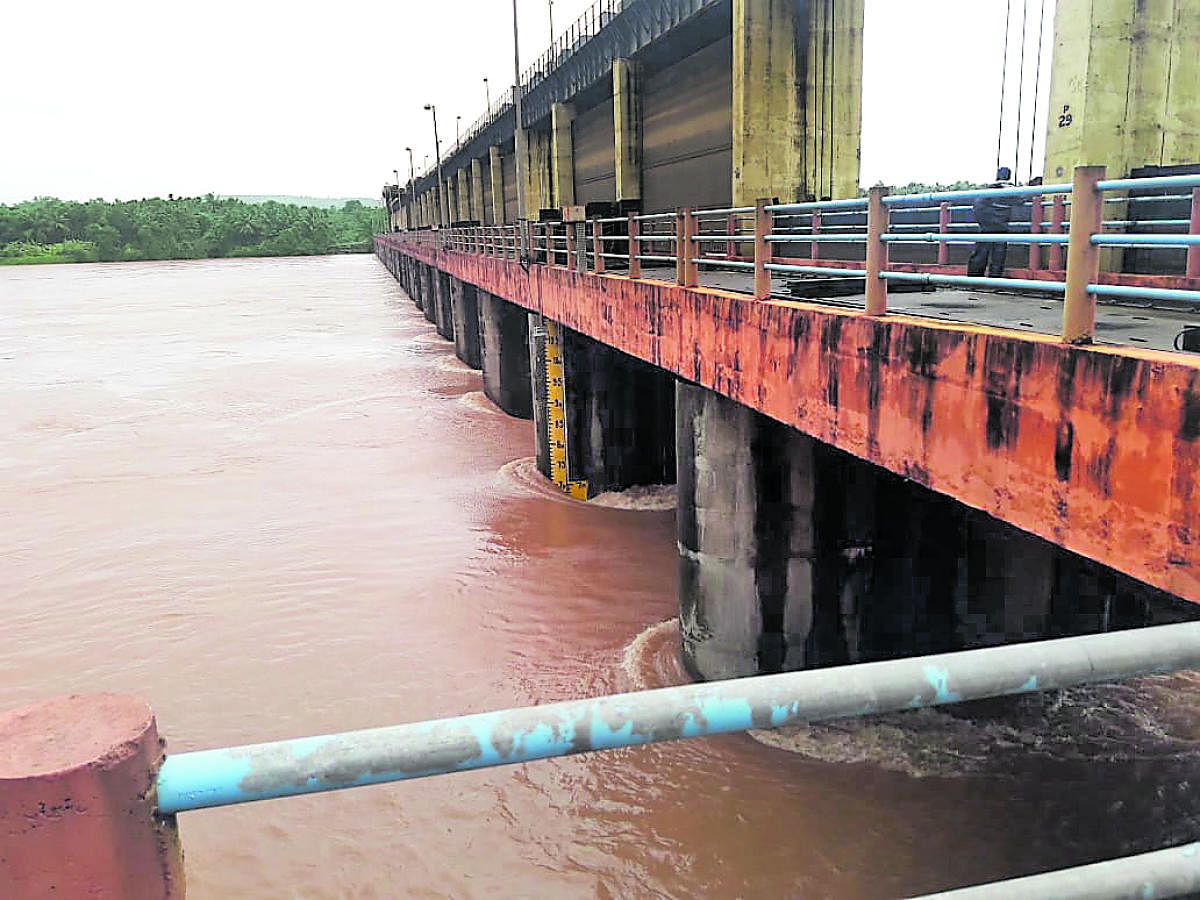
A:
[389,167,1200,337]
[155,621,1200,815]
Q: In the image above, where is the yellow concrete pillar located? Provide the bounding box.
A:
[613,58,643,204]
[551,103,577,208]
[457,169,472,223]
[523,130,552,216]
[732,0,864,205]
[471,159,487,224]
[489,145,506,224]
[1044,0,1200,182]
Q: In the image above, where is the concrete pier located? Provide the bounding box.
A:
[422,265,437,323]
[477,291,532,419]
[450,277,482,369]
[434,271,454,340]
[673,381,1191,680]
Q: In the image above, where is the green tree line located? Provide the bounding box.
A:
[0,195,386,266]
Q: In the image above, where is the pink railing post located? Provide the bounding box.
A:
[937,201,951,266]
[810,210,822,262]
[1187,187,1200,278]
[0,695,185,898]
[1029,198,1044,271]
[677,208,698,287]
[1049,194,1066,271]
[725,213,737,260]
[566,221,577,272]
[865,186,890,315]
[593,218,605,274]
[754,198,772,300]
[1062,166,1105,345]
[628,214,641,278]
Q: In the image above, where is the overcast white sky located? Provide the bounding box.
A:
[0,0,1055,204]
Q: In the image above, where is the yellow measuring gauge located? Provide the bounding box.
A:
[542,320,589,500]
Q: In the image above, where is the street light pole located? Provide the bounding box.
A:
[405,147,416,229]
[484,77,491,111]
[423,104,446,226]
[548,0,555,48]
[512,0,526,226]
[456,115,461,149]
[392,169,400,231]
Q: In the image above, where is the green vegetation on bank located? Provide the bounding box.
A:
[0,195,386,266]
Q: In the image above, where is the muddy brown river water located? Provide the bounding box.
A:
[4,254,1200,898]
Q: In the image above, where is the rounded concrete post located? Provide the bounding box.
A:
[0,694,184,898]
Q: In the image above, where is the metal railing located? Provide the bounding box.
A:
[387,168,1200,344]
[154,621,1200,898]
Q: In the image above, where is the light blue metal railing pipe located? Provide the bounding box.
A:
[1087,284,1200,305]
[912,842,1200,900]
[880,233,1071,245]
[694,259,756,270]
[1090,233,1200,246]
[765,263,868,277]
[765,234,867,242]
[1096,174,1200,193]
[156,622,1200,815]
[881,272,1066,293]
[883,183,1073,207]
[766,198,869,213]
[694,206,755,217]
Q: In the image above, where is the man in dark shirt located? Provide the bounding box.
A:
[967,166,1014,278]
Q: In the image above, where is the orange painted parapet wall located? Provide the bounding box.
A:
[381,237,1200,602]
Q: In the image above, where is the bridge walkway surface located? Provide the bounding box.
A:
[645,265,1195,352]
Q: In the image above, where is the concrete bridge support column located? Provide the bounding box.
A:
[449,278,483,369]
[732,0,864,204]
[1043,0,1200,183]
[434,271,455,340]
[524,131,552,217]
[456,168,471,223]
[613,58,643,208]
[562,329,675,494]
[551,102,576,208]
[676,381,822,680]
[422,265,437,324]
[529,320,675,498]
[471,159,487,225]
[477,292,532,418]
[676,382,1193,681]
[489,146,506,224]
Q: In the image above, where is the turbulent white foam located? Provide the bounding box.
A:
[436,356,479,375]
[499,458,675,510]
[616,615,1200,778]
[619,619,687,692]
[497,457,577,505]
[750,670,1200,778]
[590,484,676,511]
[405,335,451,353]
[458,391,504,415]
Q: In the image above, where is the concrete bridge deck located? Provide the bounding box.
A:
[649,265,1197,352]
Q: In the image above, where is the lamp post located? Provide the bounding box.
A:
[392,169,400,231]
[456,115,461,149]
[484,77,491,111]
[423,104,446,226]
[405,147,416,229]
[548,0,555,47]
[512,0,526,226]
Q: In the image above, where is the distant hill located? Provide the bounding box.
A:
[220,195,383,209]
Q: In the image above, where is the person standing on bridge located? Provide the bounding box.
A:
[967,167,1014,278]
